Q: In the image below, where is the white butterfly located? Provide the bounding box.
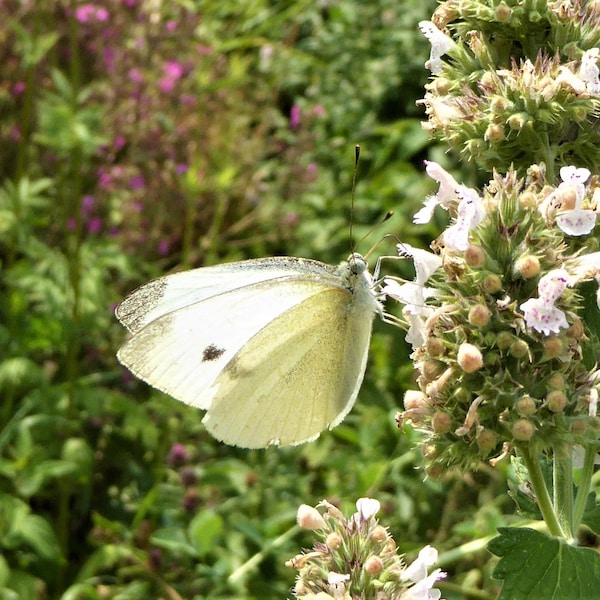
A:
[116,253,383,448]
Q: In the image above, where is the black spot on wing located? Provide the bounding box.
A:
[202,344,226,362]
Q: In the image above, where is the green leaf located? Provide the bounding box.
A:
[16,513,64,561]
[189,509,224,557]
[150,527,198,557]
[489,527,600,599]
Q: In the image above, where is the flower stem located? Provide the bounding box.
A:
[573,445,596,532]
[552,442,575,542]
[516,443,566,538]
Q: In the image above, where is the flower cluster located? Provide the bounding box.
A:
[417,0,600,175]
[385,162,600,473]
[287,498,445,600]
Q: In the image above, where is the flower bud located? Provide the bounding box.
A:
[404,390,428,410]
[494,2,512,22]
[370,525,388,543]
[514,255,540,279]
[484,123,505,143]
[464,244,485,267]
[432,411,452,433]
[326,532,343,549]
[457,343,484,373]
[519,190,538,208]
[426,336,445,357]
[496,331,513,350]
[547,373,565,389]
[542,336,564,358]
[468,303,491,327]
[476,429,498,454]
[546,390,567,413]
[421,359,446,382]
[512,419,535,441]
[571,420,587,436]
[297,505,327,530]
[483,273,502,293]
[364,555,384,576]
[516,395,537,416]
[509,339,530,359]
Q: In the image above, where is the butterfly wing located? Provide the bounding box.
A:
[116,257,379,447]
[205,276,378,447]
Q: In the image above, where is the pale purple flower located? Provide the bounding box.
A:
[553,166,596,236]
[520,269,570,335]
[443,186,485,251]
[580,47,600,94]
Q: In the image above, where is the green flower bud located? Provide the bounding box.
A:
[543,336,564,359]
[547,373,565,390]
[512,419,535,441]
[509,339,530,359]
[496,331,513,350]
[516,395,537,416]
[476,429,498,454]
[546,390,567,413]
[483,274,502,294]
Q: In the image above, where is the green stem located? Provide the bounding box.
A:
[516,443,565,538]
[573,445,596,532]
[552,442,574,542]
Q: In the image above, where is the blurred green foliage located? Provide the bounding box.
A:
[0,1,511,599]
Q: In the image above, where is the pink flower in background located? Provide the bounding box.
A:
[312,104,326,117]
[75,4,109,23]
[12,81,26,96]
[158,239,170,256]
[290,105,301,129]
[128,68,144,84]
[164,61,184,79]
[129,174,145,190]
[82,195,95,214]
[88,217,103,234]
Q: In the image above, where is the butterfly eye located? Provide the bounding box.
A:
[348,253,367,275]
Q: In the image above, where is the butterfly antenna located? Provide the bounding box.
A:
[349,144,361,254]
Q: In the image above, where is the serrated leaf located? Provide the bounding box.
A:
[489,527,600,599]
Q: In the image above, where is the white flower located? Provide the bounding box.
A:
[418,21,456,75]
[402,546,446,600]
[580,47,600,94]
[520,269,570,335]
[327,571,350,599]
[414,161,461,224]
[553,166,596,236]
[443,187,485,251]
[397,244,443,285]
[296,504,327,530]
[355,497,380,522]
[382,245,441,349]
